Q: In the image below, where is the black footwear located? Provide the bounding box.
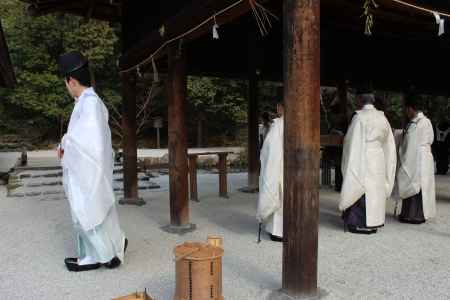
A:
[398,217,425,224]
[347,225,377,235]
[104,257,121,269]
[64,258,101,272]
[270,234,283,242]
[104,238,128,269]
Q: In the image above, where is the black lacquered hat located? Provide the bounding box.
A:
[356,81,374,95]
[57,51,88,77]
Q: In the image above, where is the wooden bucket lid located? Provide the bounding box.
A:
[174,242,224,261]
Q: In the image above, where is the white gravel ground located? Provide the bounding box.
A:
[0,172,449,300]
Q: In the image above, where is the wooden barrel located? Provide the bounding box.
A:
[206,235,223,248]
[113,290,153,300]
[174,242,224,300]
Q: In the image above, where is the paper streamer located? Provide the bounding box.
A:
[433,12,445,36]
[136,65,142,78]
[213,24,220,39]
[213,15,220,39]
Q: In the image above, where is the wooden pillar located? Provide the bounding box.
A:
[337,79,348,128]
[189,155,199,202]
[218,153,228,198]
[282,0,320,298]
[119,72,144,206]
[167,44,190,228]
[197,112,205,148]
[247,33,259,190]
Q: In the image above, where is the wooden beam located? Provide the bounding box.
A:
[167,44,190,227]
[282,0,320,298]
[119,0,253,71]
[119,72,144,206]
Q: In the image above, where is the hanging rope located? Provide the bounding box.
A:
[364,0,450,36]
[119,0,278,74]
[362,0,378,36]
[249,0,279,36]
[120,0,245,74]
[391,0,450,18]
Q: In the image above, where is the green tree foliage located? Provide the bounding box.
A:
[0,0,120,139]
[187,76,248,145]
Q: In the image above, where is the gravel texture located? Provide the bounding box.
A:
[0,169,449,300]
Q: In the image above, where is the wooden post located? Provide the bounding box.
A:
[166,43,192,230]
[156,127,161,149]
[119,72,144,206]
[188,155,199,202]
[218,153,228,198]
[334,80,348,191]
[197,112,205,148]
[282,0,320,299]
[247,31,259,190]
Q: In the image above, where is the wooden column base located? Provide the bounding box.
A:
[119,197,146,206]
[264,288,326,300]
[160,223,196,235]
[238,186,259,194]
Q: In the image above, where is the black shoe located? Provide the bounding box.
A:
[270,234,283,242]
[64,257,101,272]
[398,217,425,224]
[347,225,377,235]
[103,238,128,269]
[104,257,121,269]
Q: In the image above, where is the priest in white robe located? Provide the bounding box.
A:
[57,51,127,272]
[257,99,284,242]
[339,89,396,234]
[396,97,436,224]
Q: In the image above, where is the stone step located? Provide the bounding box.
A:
[7,172,161,198]
[8,179,161,198]
[12,171,151,183]
[8,185,64,198]
[14,158,124,172]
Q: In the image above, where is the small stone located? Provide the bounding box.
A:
[9,193,25,197]
[43,191,63,195]
[42,182,61,186]
[26,192,42,197]
[27,183,42,187]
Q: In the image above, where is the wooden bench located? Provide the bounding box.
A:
[188,151,233,202]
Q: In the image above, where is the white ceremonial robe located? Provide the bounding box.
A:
[257,117,283,237]
[339,104,397,227]
[396,112,436,220]
[61,87,125,264]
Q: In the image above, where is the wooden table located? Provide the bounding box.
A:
[188,151,233,202]
[320,134,344,187]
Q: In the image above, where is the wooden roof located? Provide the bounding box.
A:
[0,20,16,88]
[20,0,450,93]
[116,0,450,93]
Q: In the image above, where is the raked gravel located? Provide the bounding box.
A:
[0,172,449,300]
